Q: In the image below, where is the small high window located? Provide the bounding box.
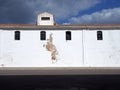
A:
[66,31,71,40]
[41,17,50,20]
[15,31,20,40]
[97,31,103,40]
[40,31,46,40]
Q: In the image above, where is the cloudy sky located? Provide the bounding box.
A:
[0,0,120,24]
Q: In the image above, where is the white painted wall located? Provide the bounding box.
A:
[0,29,120,67]
[0,30,83,67]
[84,30,120,67]
[37,12,54,26]
[0,30,3,58]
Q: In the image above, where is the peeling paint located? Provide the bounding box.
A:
[44,33,58,63]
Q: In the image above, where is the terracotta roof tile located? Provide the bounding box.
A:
[0,24,120,30]
[0,24,120,27]
[0,24,36,26]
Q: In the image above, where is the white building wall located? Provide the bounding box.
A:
[37,12,54,25]
[0,29,120,67]
[0,30,3,58]
[0,30,14,66]
[84,30,120,67]
[0,30,83,67]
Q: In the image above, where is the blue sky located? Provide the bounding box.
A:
[0,0,120,24]
[78,0,120,16]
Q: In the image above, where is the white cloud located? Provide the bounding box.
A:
[0,0,101,24]
[69,7,120,24]
[28,0,100,20]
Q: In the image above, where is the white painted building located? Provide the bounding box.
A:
[0,12,120,75]
[37,12,54,26]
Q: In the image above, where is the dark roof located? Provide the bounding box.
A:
[0,24,120,30]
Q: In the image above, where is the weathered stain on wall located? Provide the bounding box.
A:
[43,33,58,62]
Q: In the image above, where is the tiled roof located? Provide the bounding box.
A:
[0,24,120,26]
[0,24,120,30]
[0,24,36,26]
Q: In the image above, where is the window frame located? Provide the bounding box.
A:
[66,31,71,40]
[97,31,103,40]
[40,31,46,40]
[41,17,50,20]
[15,31,20,40]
